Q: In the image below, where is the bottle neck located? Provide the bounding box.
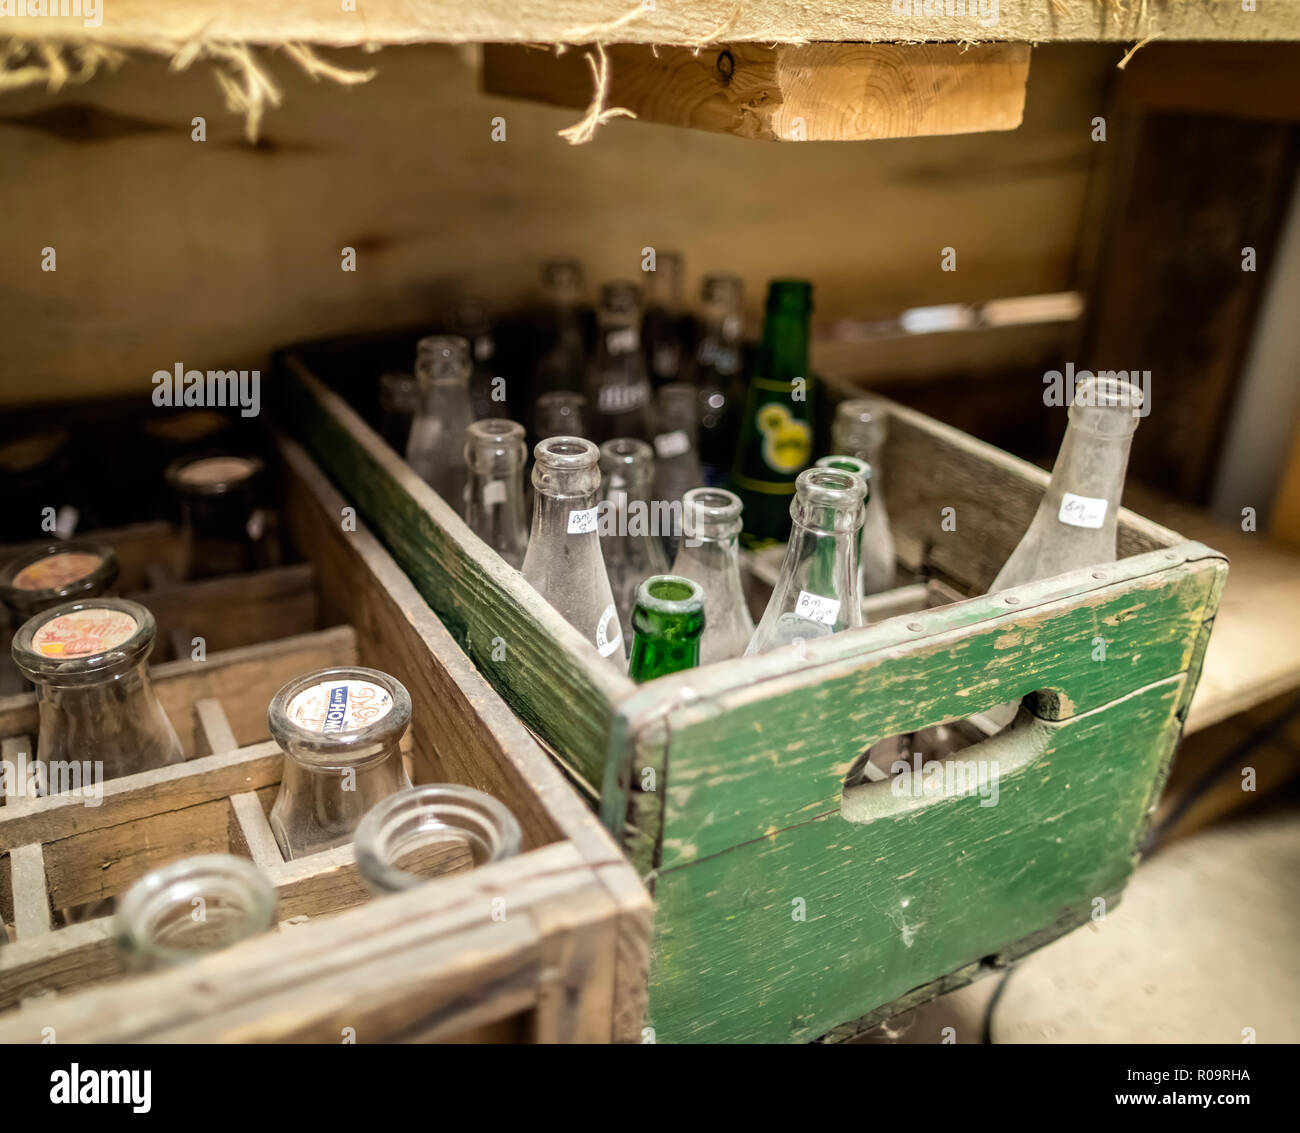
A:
[761,310,810,382]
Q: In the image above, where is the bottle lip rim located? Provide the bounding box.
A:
[268,666,412,766]
[599,437,654,464]
[12,596,155,679]
[355,784,523,894]
[682,486,743,524]
[535,435,599,467]
[467,418,525,441]
[636,574,705,616]
[796,466,868,505]
[113,853,276,967]
[164,451,264,497]
[0,540,120,606]
[816,454,874,481]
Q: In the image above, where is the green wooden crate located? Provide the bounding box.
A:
[278,354,1226,1044]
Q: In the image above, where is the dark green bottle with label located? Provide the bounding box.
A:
[627,575,705,683]
[730,280,816,548]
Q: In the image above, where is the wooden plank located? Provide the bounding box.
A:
[2,1,1292,47]
[9,844,51,940]
[484,43,1030,141]
[229,791,284,872]
[193,697,239,756]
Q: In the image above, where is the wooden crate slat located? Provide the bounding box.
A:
[229,791,284,872]
[194,697,240,756]
[10,844,52,940]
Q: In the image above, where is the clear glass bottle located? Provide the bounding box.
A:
[586,281,652,444]
[833,397,897,594]
[689,274,746,488]
[521,437,625,666]
[815,454,871,609]
[533,258,588,398]
[651,382,705,558]
[464,419,529,569]
[991,375,1144,591]
[165,453,265,580]
[377,371,418,454]
[642,251,686,388]
[406,335,475,517]
[113,854,276,972]
[534,390,588,441]
[11,598,184,783]
[0,540,119,623]
[671,487,755,664]
[452,295,504,420]
[355,784,522,893]
[628,575,705,683]
[268,667,413,861]
[745,467,866,655]
[598,438,669,650]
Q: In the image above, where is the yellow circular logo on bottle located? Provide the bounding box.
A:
[757,404,811,474]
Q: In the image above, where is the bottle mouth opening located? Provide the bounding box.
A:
[817,455,873,480]
[468,419,524,442]
[798,467,867,504]
[683,487,743,524]
[268,666,412,766]
[637,574,705,615]
[534,436,598,467]
[12,597,154,680]
[355,785,523,894]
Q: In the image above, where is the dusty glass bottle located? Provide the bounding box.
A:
[268,667,413,860]
[732,281,816,548]
[533,257,587,398]
[0,540,119,623]
[598,437,669,650]
[451,295,503,420]
[407,335,475,517]
[670,487,754,663]
[113,854,276,971]
[586,281,652,444]
[651,382,705,554]
[815,455,871,606]
[642,251,686,388]
[464,419,529,569]
[11,598,184,783]
[628,575,705,683]
[165,453,265,580]
[832,397,897,594]
[355,784,522,893]
[521,437,625,666]
[991,374,1144,591]
[690,273,746,488]
[534,390,588,441]
[746,467,865,655]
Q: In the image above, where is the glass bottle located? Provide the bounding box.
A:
[815,455,871,609]
[377,371,418,454]
[670,487,754,664]
[521,437,625,666]
[732,280,817,548]
[464,419,529,569]
[991,375,1144,591]
[0,540,119,623]
[690,274,746,488]
[0,429,74,543]
[452,295,504,420]
[268,667,413,861]
[407,335,475,517]
[11,598,185,783]
[533,258,588,398]
[598,438,669,650]
[833,397,897,594]
[534,390,588,441]
[642,251,686,389]
[628,575,705,683]
[355,784,522,893]
[651,382,705,558]
[165,453,265,580]
[585,281,652,444]
[746,467,865,655]
[113,854,276,972]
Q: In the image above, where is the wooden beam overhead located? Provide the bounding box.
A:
[483,43,1032,141]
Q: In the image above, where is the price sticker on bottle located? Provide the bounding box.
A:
[605,327,640,355]
[567,506,599,534]
[595,604,623,657]
[484,480,508,506]
[794,591,840,626]
[1058,492,1107,529]
[654,430,690,459]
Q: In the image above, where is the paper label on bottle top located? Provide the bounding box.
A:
[605,327,640,355]
[567,506,599,535]
[595,604,623,657]
[794,591,840,626]
[177,455,257,487]
[653,430,690,459]
[13,551,103,592]
[287,679,393,734]
[483,480,508,506]
[1058,492,1107,529]
[32,608,137,657]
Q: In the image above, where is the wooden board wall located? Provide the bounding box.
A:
[0,43,1117,407]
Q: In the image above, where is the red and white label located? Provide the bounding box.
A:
[32,608,137,657]
[13,551,103,592]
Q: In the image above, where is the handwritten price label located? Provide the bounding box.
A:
[1058,492,1107,529]
[567,506,599,535]
[794,591,841,626]
[654,430,690,458]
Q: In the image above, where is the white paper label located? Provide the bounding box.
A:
[606,327,640,355]
[595,604,623,657]
[567,506,599,534]
[1058,492,1107,529]
[474,335,494,361]
[55,505,79,539]
[654,430,690,459]
[794,591,841,626]
[287,679,393,734]
[483,480,508,506]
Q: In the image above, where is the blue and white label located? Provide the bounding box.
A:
[287,679,393,734]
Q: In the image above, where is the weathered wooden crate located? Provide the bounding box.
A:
[280,353,1227,1044]
[0,433,649,1043]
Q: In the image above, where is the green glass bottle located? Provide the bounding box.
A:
[627,575,706,683]
[731,280,816,548]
